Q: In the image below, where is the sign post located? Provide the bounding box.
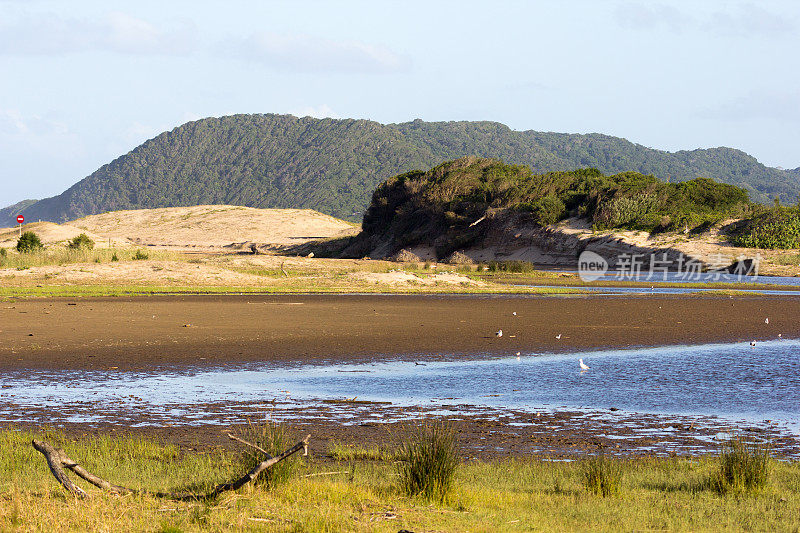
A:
[16,215,24,238]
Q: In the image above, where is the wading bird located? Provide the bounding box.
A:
[579,358,590,370]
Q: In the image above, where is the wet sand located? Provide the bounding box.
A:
[1,294,797,371]
[3,293,799,458]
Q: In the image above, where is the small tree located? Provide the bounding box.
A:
[68,233,95,250]
[16,231,43,253]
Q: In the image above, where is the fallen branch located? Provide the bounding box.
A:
[32,434,310,501]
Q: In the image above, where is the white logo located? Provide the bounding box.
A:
[578,250,608,282]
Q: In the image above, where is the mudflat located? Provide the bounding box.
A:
[1,294,796,371]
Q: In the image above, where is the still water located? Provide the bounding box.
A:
[1,340,798,434]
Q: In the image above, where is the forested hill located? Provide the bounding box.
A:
[3,114,797,225]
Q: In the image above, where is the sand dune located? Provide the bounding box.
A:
[0,205,359,250]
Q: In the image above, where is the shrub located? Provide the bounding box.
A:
[132,249,149,260]
[730,208,800,249]
[68,233,95,250]
[0,248,6,257]
[397,420,459,502]
[581,454,623,497]
[711,437,770,494]
[527,194,566,226]
[235,420,300,489]
[111,252,119,262]
[486,260,536,273]
[16,231,43,253]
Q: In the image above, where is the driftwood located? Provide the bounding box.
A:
[32,433,310,500]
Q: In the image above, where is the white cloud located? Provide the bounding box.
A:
[698,90,800,123]
[0,108,84,158]
[289,105,339,119]
[230,32,409,74]
[0,12,196,55]
[614,2,795,36]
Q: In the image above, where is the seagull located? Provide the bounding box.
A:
[778,333,782,338]
[579,358,590,370]
[516,352,521,360]
[750,340,757,347]
[512,311,517,316]
[556,334,562,340]
[496,329,503,337]
[765,318,769,324]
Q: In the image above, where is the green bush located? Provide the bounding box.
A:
[132,249,149,260]
[235,421,300,489]
[111,252,119,262]
[16,231,43,253]
[581,454,623,497]
[397,420,459,502]
[711,437,770,494]
[527,194,566,226]
[730,208,800,249]
[486,260,536,273]
[68,233,95,250]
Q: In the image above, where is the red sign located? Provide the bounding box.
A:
[16,215,24,224]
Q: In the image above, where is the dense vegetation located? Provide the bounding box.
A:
[358,157,754,256]
[730,206,800,249]
[3,114,798,226]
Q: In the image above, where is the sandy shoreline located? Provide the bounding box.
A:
[2,293,799,458]
[1,294,797,371]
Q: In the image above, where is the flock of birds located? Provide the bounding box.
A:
[494,313,779,370]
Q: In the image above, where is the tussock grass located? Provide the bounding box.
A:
[396,421,459,502]
[235,420,300,489]
[710,437,771,494]
[581,454,624,497]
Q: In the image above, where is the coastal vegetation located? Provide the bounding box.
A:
[1,428,797,532]
[4,114,797,226]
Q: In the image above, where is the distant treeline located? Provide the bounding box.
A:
[3,114,798,226]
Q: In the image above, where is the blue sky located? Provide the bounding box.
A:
[1,0,798,206]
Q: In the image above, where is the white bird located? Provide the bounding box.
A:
[778,333,782,338]
[765,318,769,324]
[750,340,757,347]
[516,352,521,361]
[579,358,590,370]
[512,311,517,316]
[496,329,503,337]
[556,334,562,340]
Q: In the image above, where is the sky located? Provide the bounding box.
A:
[1,0,799,206]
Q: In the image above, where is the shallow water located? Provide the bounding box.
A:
[2,340,798,436]
[556,271,800,286]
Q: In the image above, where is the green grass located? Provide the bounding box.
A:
[710,437,771,495]
[328,442,399,462]
[581,454,623,497]
[397,421,459,502]
[2,429,800,531]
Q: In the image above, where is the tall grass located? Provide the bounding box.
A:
[581,454,623,497]
[234,420,300,489]
[711,437,770,494]
[397,421,459,502]
[0,247,189,269]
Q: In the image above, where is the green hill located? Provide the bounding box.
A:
[342,157,753,259]
[3,114,797,226]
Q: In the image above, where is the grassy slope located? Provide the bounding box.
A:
[2,430,798,532]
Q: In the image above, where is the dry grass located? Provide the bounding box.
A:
[2,429,800,532]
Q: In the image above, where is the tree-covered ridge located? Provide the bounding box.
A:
[4,114,798,226]
[362,157,753,249]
